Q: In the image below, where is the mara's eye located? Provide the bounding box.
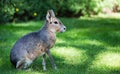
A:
[54,21,58,24]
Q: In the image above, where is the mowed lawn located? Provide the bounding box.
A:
[0,15,120,74]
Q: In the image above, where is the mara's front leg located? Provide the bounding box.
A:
[46,50,57,70]
[42,54,47,71]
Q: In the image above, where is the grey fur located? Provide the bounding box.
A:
[10,10,66,70]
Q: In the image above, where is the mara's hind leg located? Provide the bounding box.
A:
[42,54,47,71]
[16,58,33,70]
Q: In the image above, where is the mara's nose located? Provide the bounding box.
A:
[64,26,66,30]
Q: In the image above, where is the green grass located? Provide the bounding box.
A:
[0,15,120,74]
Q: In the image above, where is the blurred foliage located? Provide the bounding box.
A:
[0,0,15,23]
[0,0,120,23]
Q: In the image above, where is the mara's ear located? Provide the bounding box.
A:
[46,10,55,21]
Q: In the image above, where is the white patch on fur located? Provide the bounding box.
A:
[26,58,33,65]
[24,58,33,68]
[40,52,45,56]
[16,61,21,68]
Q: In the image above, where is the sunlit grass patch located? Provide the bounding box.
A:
[11,21,43,27]
[83,39,103,46]
[106,46,120,52]
[14,30,31,36]
[52,47,88,65]
[56,38,66,44]
[90,51,120,73]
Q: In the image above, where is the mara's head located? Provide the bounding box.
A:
[46,10,66,33]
